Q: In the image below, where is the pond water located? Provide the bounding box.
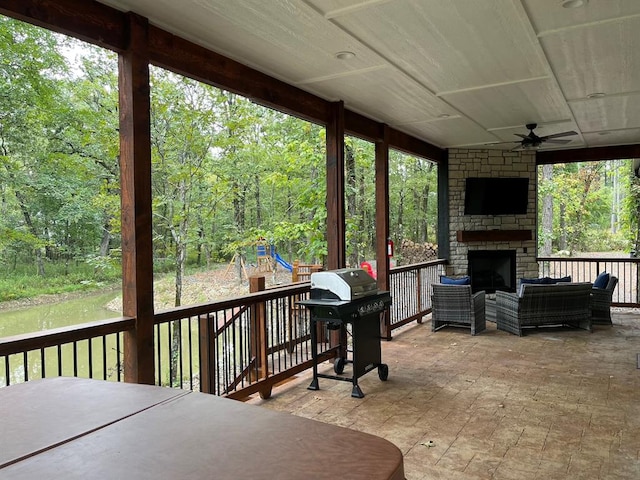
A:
[0,290,121,337]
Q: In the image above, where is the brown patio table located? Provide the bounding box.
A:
[0,377,404,479]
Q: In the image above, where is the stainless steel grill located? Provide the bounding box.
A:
[299,268,392,398]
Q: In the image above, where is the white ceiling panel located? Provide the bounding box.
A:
[540,16,640,100]
[583,129,640,147]
[441,78,571,130]
[571,95,640,132]
[523,0,640,35]
[313,0,549,93]
[306,68,455,125]
[400,117,499,148]
[104,0,387,84]
[96,0,640,152]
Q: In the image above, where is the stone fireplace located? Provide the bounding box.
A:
[446,149,540,283]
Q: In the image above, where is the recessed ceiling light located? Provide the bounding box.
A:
[335,51,355,60]
[438,114,450,119]
[587,92,606,99]
[561,0,588,8]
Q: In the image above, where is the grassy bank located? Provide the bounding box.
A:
[0,262,121,303]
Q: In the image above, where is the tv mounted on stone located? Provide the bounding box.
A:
[464,177,529,215]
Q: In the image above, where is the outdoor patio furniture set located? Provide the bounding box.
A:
[431,273,618,336]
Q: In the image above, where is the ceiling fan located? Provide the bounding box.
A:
[493,123,578,150]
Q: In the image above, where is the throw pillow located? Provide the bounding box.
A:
[519,277,545,297]
[552,275,572,283]
[440,275,470,285]
[593,272,609,289]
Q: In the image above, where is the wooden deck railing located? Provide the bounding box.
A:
[387,259,447,333]
[0,317,133,386]
[537,256,640,307]
[1,256,636,394]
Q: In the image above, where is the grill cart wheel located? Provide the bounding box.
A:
[334,357,346,375]
[378,364,389,381]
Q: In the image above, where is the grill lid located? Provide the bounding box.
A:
[310,268,378,301]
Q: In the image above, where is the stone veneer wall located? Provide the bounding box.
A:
[447,148,539,281]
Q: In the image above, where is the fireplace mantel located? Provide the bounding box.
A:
[456,229,532,242]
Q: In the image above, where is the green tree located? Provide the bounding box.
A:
[0,17,68,275]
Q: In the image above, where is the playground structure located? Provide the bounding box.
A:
[224,238,322,283]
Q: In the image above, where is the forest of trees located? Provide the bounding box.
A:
[0,17,437,305]
[538,160,640,256]
[1,17,638,307]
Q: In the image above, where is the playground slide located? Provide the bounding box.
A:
[274,253,293,272]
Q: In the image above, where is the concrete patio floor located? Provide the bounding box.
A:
[250,310,640,479]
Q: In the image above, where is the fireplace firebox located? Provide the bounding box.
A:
[468,250,516,294]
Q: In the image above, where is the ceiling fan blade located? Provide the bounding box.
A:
[540,130,578,140]
[514,133,528,139]
[484,140,520,146]
[544,138,573,144]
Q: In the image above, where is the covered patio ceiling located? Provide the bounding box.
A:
[95,0,640,152]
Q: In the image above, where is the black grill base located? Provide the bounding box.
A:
[300,292,391,398]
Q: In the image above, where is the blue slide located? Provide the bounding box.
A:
[274,253,293,272]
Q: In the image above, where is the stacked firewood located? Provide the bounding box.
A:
[398,239,438,265]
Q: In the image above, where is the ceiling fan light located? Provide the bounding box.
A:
[561,0,588,8]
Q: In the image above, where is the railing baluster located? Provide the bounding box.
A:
[73,341,78,377]
[57,345,62,376]
[23,351,28,382]
[41,348,46,380]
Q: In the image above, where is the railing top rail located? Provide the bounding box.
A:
[390,258,447,274]
[537,256,640,264]
[154,281,310,323]
[0,316,135,356]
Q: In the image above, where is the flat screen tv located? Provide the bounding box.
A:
[464,177,529,215]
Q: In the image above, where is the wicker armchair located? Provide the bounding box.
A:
[591,276,618,326]
[431,284,486,335]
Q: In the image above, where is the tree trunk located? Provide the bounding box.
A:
[541,164,553,256]
[420,183,430,243]
[346,143,357,267]
[99,219,111,257]
[397,189,405,242]
[171,179,189,386]
[255,174,262,227]
[13,188,46,276]
[559,203,567,252]
[358,169,367,260]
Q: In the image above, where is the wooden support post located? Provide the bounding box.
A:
[326,101,346,271]
[119,13,155,384]
[249,276,267,379]
[198,315,213,394]
[292,260,300,282]
[376,125,392,340]
[326,102,346,355]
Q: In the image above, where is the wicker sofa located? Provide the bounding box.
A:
[496,282,593,336]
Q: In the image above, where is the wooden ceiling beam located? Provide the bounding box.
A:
[147,26,331,125]
[537,144,640,164]
[0,0,126,51]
